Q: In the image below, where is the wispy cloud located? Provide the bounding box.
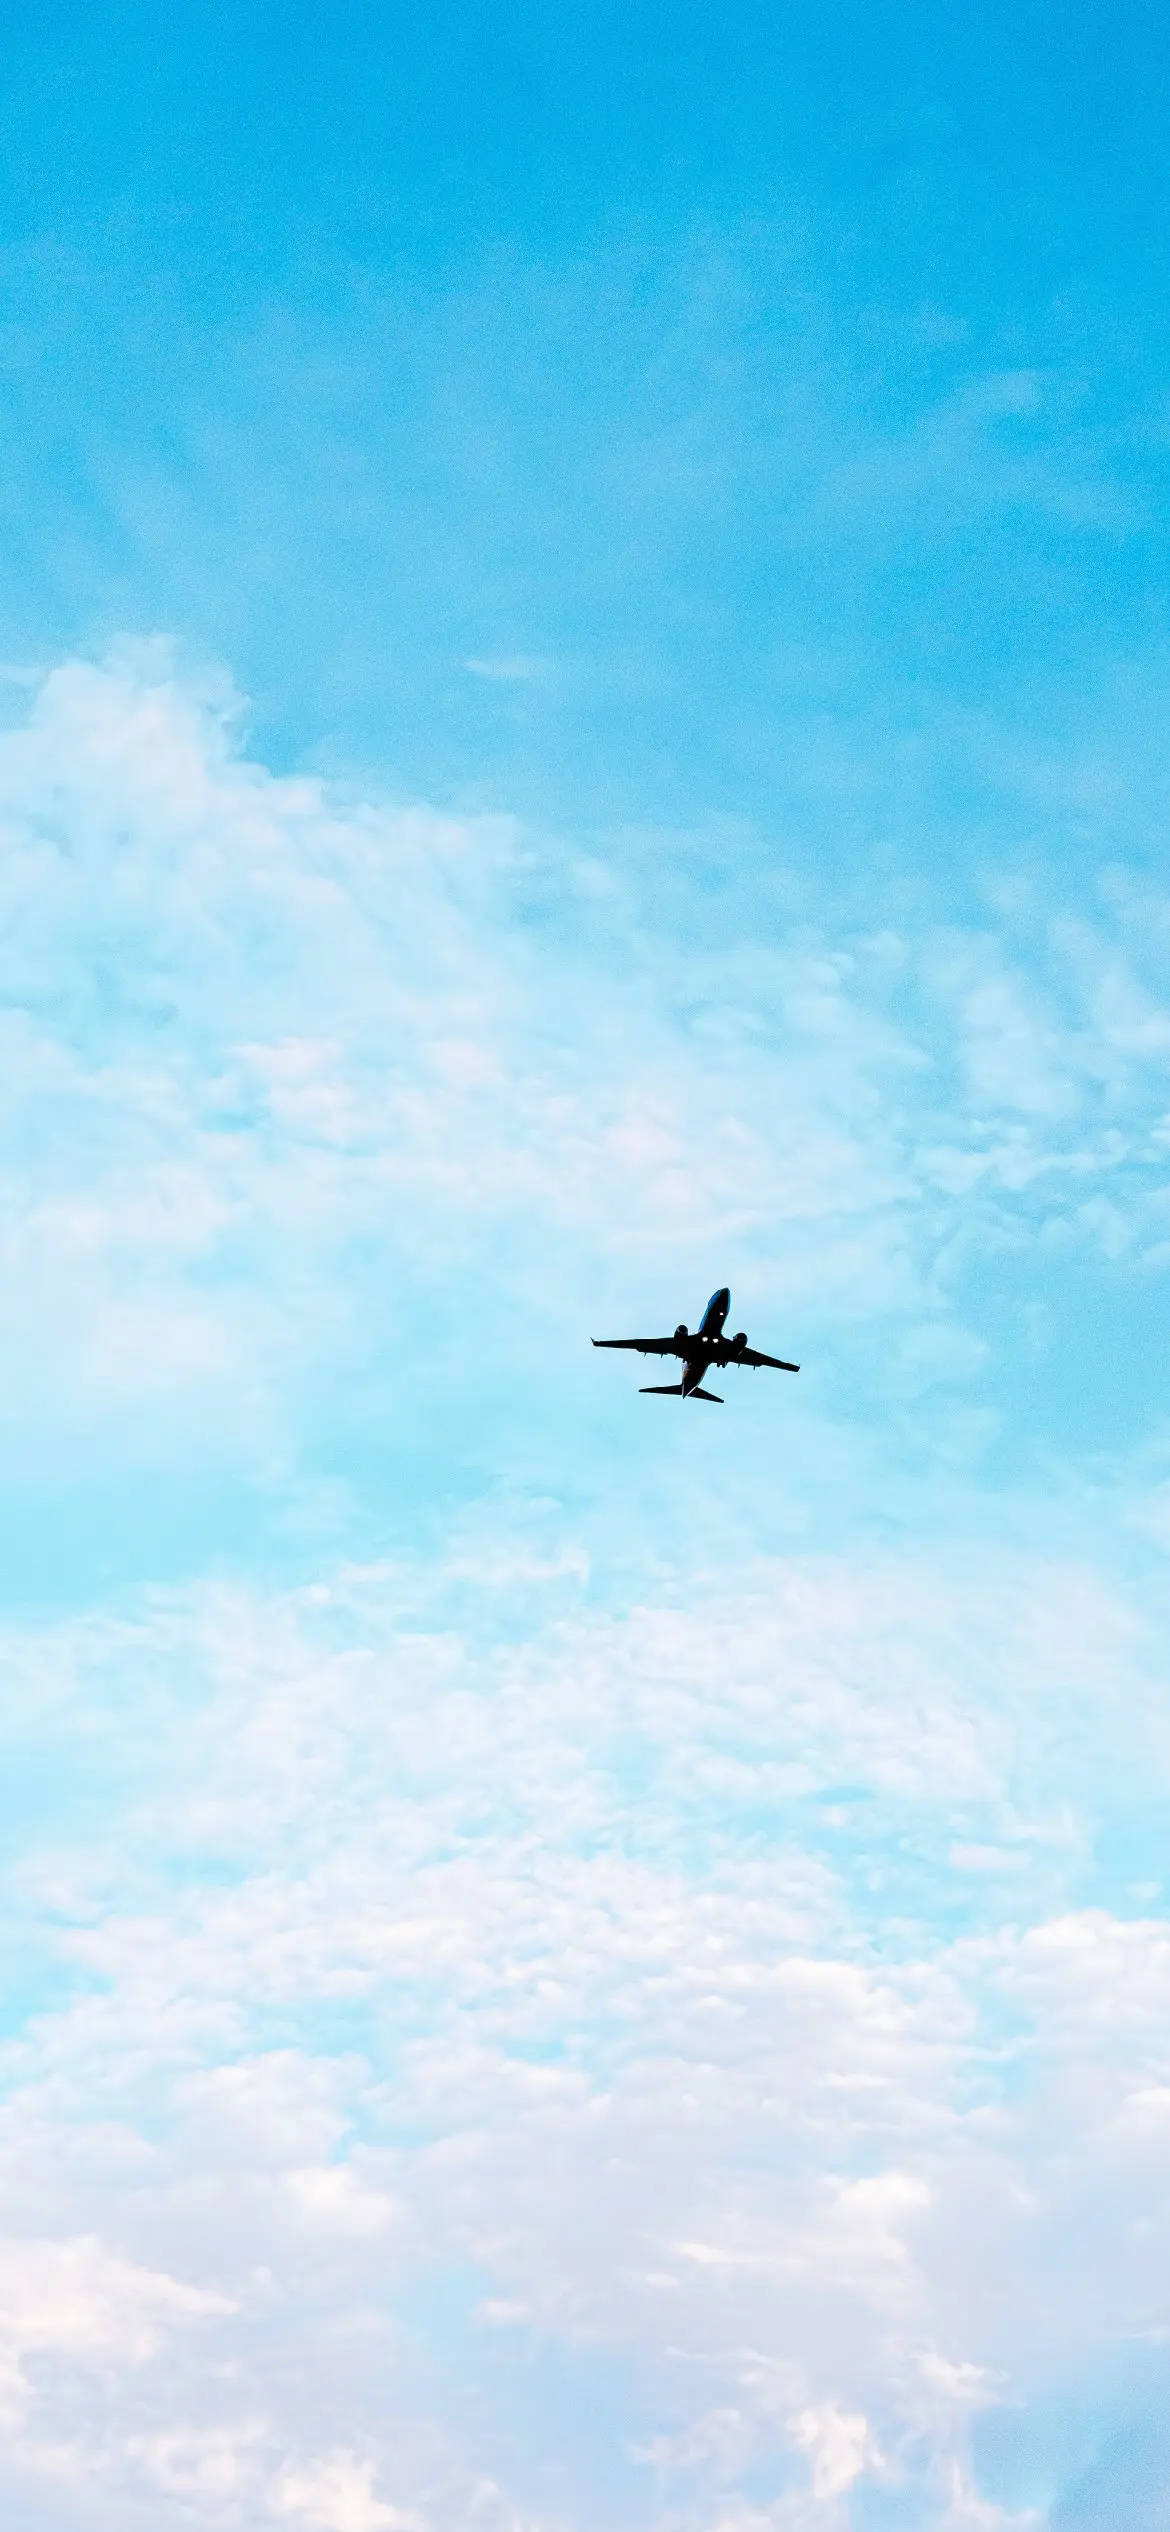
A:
[2,646,1170,1546]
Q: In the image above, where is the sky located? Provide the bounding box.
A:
[3,4,1170,2527]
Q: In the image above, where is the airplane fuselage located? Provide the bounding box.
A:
[680,1286,730,1393]
[699,1286,730,1340]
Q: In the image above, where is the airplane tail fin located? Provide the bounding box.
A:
[689,1387,723,1403]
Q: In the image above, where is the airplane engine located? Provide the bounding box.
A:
[674,1322,688,1340]
[732,1331,747,1351]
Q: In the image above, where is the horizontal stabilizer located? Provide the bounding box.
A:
[690,1386,723,1403]
[639,1382,684,1395]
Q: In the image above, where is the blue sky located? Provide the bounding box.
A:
[2,7,1170,2529]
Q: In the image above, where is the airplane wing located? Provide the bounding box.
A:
[720,1343,799,1372]
[592,1336,681,1356]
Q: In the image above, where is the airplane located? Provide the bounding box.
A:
[592,1286,798,1403]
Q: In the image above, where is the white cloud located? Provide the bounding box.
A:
[271,2451,420,2532]
[0,1525,1157,2523]
[0,2234,231,2430]
[126,2415,271,2504]
[790,2399,882,2499]
[283,2166,399,2237]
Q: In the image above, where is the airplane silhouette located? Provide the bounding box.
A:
[592,1286,798,1403]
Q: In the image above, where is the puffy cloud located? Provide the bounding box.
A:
[272,2451,419,2532]
[0,1528,1156,2525]
[790,2401,883,2501]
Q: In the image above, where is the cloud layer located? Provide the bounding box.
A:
[3,1541,1170,2530]
[0,653,1169,2524]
